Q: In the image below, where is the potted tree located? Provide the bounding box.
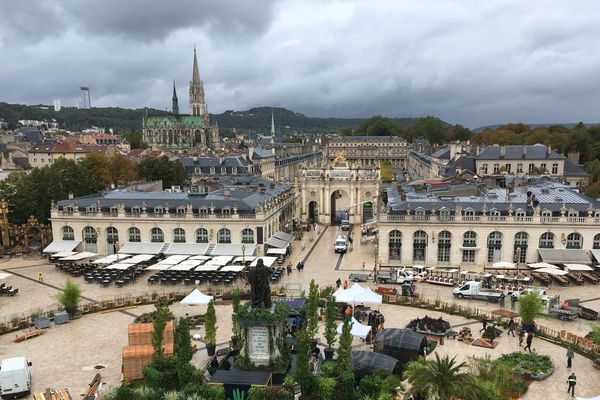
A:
[205,300,217,356]
[231,289,241,347]
[57,278,82,315]
[518,291,543,333]
[323,293,337,360]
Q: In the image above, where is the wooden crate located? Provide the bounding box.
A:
[127,321,173,346]
[122,343,174,381]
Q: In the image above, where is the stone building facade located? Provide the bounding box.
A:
[326,136,408,168]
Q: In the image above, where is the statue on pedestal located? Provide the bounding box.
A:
[248,258,272,308]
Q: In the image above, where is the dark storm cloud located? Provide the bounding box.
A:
[2,0,600,128]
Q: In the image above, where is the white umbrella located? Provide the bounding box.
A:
[535,267,569,276]
[336,317,372,340]
[528,262,558,270]
[180,288,213,305]
[564,264,593,272]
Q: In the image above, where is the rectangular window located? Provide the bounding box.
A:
[493,163,500,174]
[505,164,511,173]
[552,163,558,174]
[517,163,523,173]
[528,163,535,173]
[482,164,488,174]
[540,163,547,172]
[462,250,475,263]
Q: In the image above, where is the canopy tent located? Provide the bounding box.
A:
[93,254,132,265]
[232,256,256,264]
[334,283,367,303]
[528,262,559,270]
[266,248,287,255]
[196,264,221,271]
[189,255,212,261]
[210,244,256,256]
[355,288,383,305]
[264,237,288,249]
[491,261,516,269]
[535,267,569,275]
[351,351,400,381]
[209,255,234,266]
[250,256,278,268]
[43,240,81,254]
[126,254,155,263]
[180,288,213,305]
[564,264,594,272]
[119,242,165,255]
[59,252,98,261]
[146,263,172,271]
[538,249,592,265]
[220,265,246,272]
[163,243,209,255]
[106,263,135,270]
[373,328,427,363]
[336,317,372,339]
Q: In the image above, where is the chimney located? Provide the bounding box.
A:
[500,146,505,158]
[567,151,580,165]
[547,145,551,156]
[223,188,230,197]
[68,193,74,199]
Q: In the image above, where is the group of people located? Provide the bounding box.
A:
[497,292,518,310]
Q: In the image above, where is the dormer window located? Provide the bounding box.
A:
[110,206,118,214]
[86,206,96,213]
[488,209,500,217]
[221,167,226,174]
[595,210,600,218]
[515,209,526,217]
[463,208,475,216]
[64,206,75,213]
[176,207,186,214]
[568,210,578,218]
[154,206,164,214]
[232,167,237,175]
[210,167,215,174]
[415,208,426,217]
[222,207,231,214]
[439,208,450,217]
[541,209,552,217]
[199,207,208,214]
[194,167,201,174]
[131,206,141,214]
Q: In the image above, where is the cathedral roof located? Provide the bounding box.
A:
[144,114,205,128]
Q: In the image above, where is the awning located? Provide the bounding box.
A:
[591,249,600,263]
[209,370,271,386]
[273,231,294,243]
[93,254,132,265]
[250,256,278,268]
[43,240,81,254]
[163,243,209,255]
[564,264,594,272]
[528,262,558,270]
[266,248,287,255]
[51,251,78,258]
[126,254,156,263]
[169,263,198,271]
[146,263,172,271]
[221,265,246,272]
[210,244,257,256]
[189,255,211,261]
[59,252,98,261]
[106,263,135,270]
[209,255,234,266]
[491,261,516,269]
[538,249,592,265]
[264,237,289,248]
[119,242,165,255]
[196,264,221,271]
[534,267,569,275]
[233,256,256,264]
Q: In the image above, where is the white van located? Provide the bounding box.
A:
[334,235,348,253]
[0,357,32,398]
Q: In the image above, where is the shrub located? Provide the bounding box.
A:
[248,387,292,400]
[57,278,82,313]
[518,291,543,326]
[498,352,554,378]
[324,293,337,350]
[316,376,336,400]
[204,300,217,345]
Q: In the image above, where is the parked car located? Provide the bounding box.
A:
[334,235,348,253]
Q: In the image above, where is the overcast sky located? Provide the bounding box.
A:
[1,0,600,128]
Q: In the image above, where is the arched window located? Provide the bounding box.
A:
[241,228,254,244]
[106,227,118,243]
[151,227,164,243]
[487,232,503,263]
[437,231,451,262]
[83,226,97,244]
[567,233,582,249]
[129,227,141,242]
[389,230,402,261]
[594,234,600,250]
[513,232,528,263]
[196,228,208,243]
[62,226,74,240]
[218,228,231,244]
[173,228,186,243]
[539,232,554,249]
[462,231,477,263]
[413,230,427,262]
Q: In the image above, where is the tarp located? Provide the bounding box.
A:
[210,244,256,256]
[163,243,209,255]
[43,240,81,254]
[180,288,213,305]
[59,252,97,261]
[119,242,165,255]
[535,267,569,275]
[538,249,592,265]
[564,264,594,272]
[250,256,278,268]
[264,237,288,248]
[528,262,558,270]
[93,254,132,265]
[266,248,287,255]
[337,317,372,339]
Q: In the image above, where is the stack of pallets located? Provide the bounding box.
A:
[122,321,174,381]
[33,388,72,400]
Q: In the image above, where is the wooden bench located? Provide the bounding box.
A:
[14,329,45,343]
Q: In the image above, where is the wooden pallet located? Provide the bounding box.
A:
[33,388,72,400]
[83,373,102,400]
[14,328,45,343]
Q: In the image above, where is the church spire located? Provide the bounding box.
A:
[189,46,207,117]
[172,80,179,115]
[270,109,275,136]
[192,45,200,87]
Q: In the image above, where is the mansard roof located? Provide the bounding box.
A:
[477,144,565,160]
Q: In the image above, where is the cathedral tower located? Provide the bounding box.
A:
[189,46,208,118]
[172,81,179,115]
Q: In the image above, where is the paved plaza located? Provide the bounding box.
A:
[1,224,599,399]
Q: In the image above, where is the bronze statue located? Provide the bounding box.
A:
[248,258,272,308]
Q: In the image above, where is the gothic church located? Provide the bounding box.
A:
[142,48,220,149]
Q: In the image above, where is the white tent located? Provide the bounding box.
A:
[59,252,98,261]
[333,283,366,303]
[177,260,204,267]
[535,267,569,276]
[93,254,132,265]
[210,255,234,266]
[180,289,214,305]
[127,254,155,263]
[336,317,372,340]
[145,263,172,271]
[196,264,221,271]
[528,262,559,270]
[492,261,516,269]
[169,263,198,271]
[564,264,594,272]
[353,287,383,305]
[250,256,278,268]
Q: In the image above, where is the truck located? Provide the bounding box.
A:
[453,281,508,302]
[340,219,351,231]
[376,269,415,284]
[0,357,32,398]
[349,272,371,282]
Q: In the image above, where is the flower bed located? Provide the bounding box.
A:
[406,315,451,336]
[498,352,555,380]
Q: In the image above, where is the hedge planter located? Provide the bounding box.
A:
[206,343,216,357]
[324,348,335,361]
[498,352,554,381]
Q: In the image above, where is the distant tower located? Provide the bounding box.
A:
[271,109,276,136]
[79,87,91,109]
[189,46,207,118]
[172,81,179,115]
[53,100,61,112]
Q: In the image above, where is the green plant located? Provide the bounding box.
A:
[518,291,543,326]
[306,279,320,339]
[151,302,171,361]
[204,300,217,345]
[174,317,194,388]
[337,313,353,371]
[56,278,82,313]
[248,387,292,400]
[294,329,316,395]
[324,293,337,350]
[231,289,241,339]
[497,352,554,377]
[316,376,336,400]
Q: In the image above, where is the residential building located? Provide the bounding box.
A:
[27,142,104,168]
[249,147,276,179]
[326,136,408,168]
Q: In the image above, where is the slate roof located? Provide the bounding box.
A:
[477,144,565,160]
[431,147,450,159]
[563,159,589,177]
[330,136,406,142]
[251,148,274,159]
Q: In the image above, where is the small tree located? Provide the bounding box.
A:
[294,329,315,395]
[324,293,337,351]
[151,302,171,361]
[231,289,241,340]
[518,291,543,330]
[306,280,320,340]
[57,278,82,314]
[174,317,194,387]
[337,313,353,371]
[204,300,217,345]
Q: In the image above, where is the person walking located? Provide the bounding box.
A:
[567,373,576,397]
[499,293,505,308]
[286,263,292,275]
[518,327,525,347]
[362,261,365,271]
[507,318,515,337]
[524,332,533,352]
[38,272,44,282]
[343,280,349,289]
[510,293,517,310]
[567,346,574,368]
[336,278,342,289]
[480,319,488,334]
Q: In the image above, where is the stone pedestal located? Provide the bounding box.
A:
[247,324,281,367]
